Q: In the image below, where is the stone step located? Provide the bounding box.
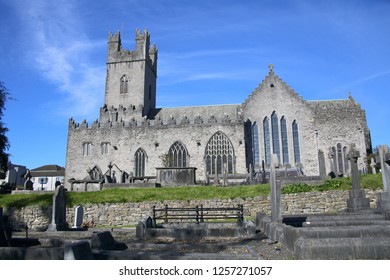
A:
[294,237,390,259]
[303,219,390,227]
[305,213,385,222]
[283,225,390,251]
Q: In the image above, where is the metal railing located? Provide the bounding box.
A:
[152,204,244,224]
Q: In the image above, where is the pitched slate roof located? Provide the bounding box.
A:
[30,165,65,177]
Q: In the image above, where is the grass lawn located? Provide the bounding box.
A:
[0,173,383,208]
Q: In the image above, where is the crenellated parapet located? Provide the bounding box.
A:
[107,29,157,72]
[69,107,244,132]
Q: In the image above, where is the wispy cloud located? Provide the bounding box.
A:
[9,0,106,119]
[333,70,390,94]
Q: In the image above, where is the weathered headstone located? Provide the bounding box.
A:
[47,185,68,231]
[377,145,390,213]
[370,158,377,175]
[346,145,370,212]
[223,163,228,186]
[73,206,84,229]
[318,150,327,179]
[270,154,282,222]
[23,170,33,190]
[214,158,219,185]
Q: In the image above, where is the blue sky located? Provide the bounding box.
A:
[0,0,389,169]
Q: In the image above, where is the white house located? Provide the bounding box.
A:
[30,165,65,191]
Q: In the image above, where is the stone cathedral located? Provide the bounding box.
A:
[65,29,372,190]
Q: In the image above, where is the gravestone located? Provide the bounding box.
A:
[73,206,84,229]
[377,145,390,213]
[346,145,370,212]
[270,154,282,222]
[47,185,68,231]
[318,150,327,179]
[370,158,377,175]
[23,170,33,190]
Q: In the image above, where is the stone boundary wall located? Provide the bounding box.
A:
[3,190,380,230]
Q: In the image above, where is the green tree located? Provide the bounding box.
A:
[0,82,10,173]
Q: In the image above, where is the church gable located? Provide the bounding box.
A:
[242,65,309,117]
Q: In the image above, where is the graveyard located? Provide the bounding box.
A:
[0,145,390,259]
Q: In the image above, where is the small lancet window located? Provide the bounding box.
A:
[120,75,129,94]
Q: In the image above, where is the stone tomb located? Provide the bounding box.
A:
[257,150,390,259]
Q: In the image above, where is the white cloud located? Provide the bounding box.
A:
[9,0,106,119]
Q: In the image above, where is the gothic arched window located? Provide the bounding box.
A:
[134,148,147,177]
[292,120,300,164]
[168,141,189,167]
[252,122,260,169]
[271,111,280,161]
[205,132,235,175]
[263,117,271,165]
[281,116,289,165]
[90,166,103,180]
[120,75,129,94]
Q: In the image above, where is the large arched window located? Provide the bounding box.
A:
[120,75,128,94]
[263,117,271,165]
[271,111,280,161]
[280,116,289,165]
[134,148,147,177]
[168,141,189,167]
[292,120,300,164]
[252,122,260,169]
[205,132,235,175]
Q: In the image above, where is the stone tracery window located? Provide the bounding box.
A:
[120,75,128,94]
[252,122,260,169]
[89,166,103,180]
[168,141,189,167]
[134,148,147,177]
[205,131,235,175]
[263,117,271,165]
[281,116,289,165]
[292,120,300,164]
[271,111,281,161]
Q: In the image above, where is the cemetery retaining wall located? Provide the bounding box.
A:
[3,189,381,230]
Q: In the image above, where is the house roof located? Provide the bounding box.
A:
[30,165,65,177]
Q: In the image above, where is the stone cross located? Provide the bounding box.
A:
[346,145,370,212]
[270,154,282,222]
[370,158,377,175]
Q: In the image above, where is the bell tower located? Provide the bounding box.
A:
[103,28,157,119]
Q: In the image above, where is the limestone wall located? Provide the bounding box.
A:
[3,189,380,230]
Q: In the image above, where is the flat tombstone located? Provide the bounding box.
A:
[73,206,84,228]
